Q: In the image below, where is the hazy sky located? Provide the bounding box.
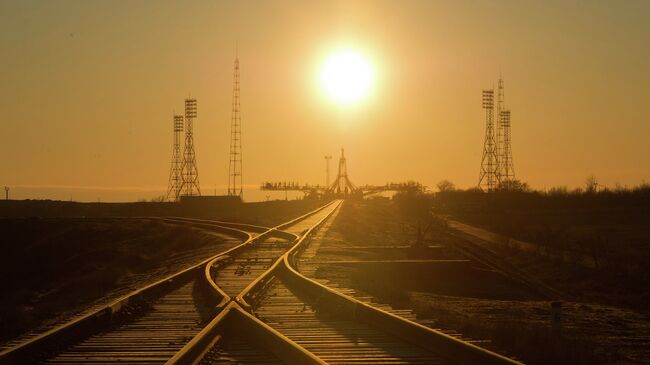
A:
[1,0,649,201]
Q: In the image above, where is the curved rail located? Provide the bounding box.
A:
[203,200,339,308]
[161,216,270,234]
[0,223,255,364]
[235,200,341,311]
[4,201,523,365]
[280,242,521,364]
[278,203,520,364]
[166,200,341,365]
[174,199,522,365]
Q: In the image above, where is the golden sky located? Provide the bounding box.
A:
[1,0,649,201]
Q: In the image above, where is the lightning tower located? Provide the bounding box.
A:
[166,114,184,201]
[499,109,515,182]
[228,52,243,197]
[478,90,498,192]
[181,98,201,196]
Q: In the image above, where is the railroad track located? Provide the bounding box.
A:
[0,204,332,365]
[167,200,522,365]
[0,220,243,354]
[2,201,522,364]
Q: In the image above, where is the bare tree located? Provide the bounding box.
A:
[585,175,599,193]
[436,180,456,192]
[498,179,530,192]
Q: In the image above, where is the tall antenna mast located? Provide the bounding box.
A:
[495,76,505,183]
[181,98,201,196]
[166,114,184,201]
[228,50,243,197]
[478,89,498,192]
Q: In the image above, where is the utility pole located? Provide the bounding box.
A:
[324,155,332,188]
[4,186,8,200]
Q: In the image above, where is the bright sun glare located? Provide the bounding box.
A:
[321,50,374,106]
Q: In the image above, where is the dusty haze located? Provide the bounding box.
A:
[1,0,649,201]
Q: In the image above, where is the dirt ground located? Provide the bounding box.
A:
[0,199,324,345]
[0,218,239,343]
[0,198,325,227]
[310,198,650,365]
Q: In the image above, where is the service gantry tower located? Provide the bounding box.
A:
[181,98,201,196]
[228,53,243,197]
[478,89,498,192]
[166,114,184,201]
[330,148,356,195]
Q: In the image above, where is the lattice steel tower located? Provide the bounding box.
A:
[181,98,201,196]
[478,90,498,192]
[166,114,184,201]
[495,77,505,177]
[499,109,515,182]
[494,75,515,185]
[228,53,243,197]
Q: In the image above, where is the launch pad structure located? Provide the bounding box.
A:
[261,148,424,198]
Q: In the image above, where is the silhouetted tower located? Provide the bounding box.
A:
[4,186,8,200]
[166,115,184,201]
[228,53,243,197]
[499,109,515,182]
[330,148,356,195]
[478,90,498,192]
[495,76,505,175]
[494,75,515,185]
[324,155,332,187]
[181,98,201,196]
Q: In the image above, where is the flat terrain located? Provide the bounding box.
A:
[434,190,650,309]
[0,218,238,343]
[0,198,324,227]
[0,198,324,344]
[307,198,650,365]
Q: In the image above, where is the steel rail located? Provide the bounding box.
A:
[0,223,256,364]
[281,238,523,365]
[201,199,339,309]
[166,200,341,365]
[0,204,334,365]
[3,201,523,365]
[274,201,521,364]
[0,201,338,364]
[160,217,270,234]
[181,199,522,365]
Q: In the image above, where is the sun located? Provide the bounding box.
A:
[320,50,374,106]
